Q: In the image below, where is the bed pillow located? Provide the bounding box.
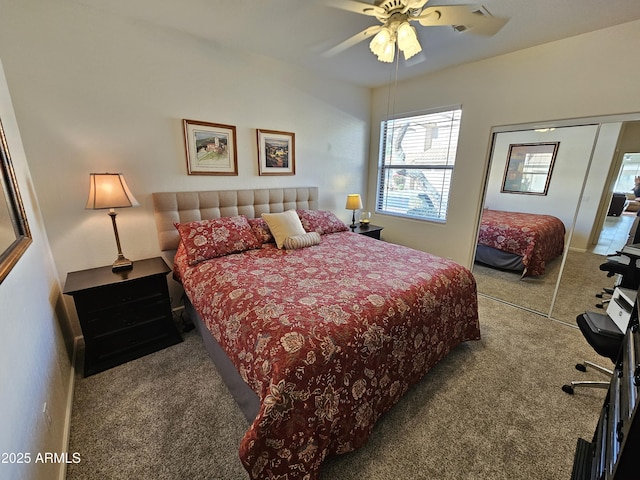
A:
[297,209,349,235]
[283,232,322,250]
[172,241,189,282]
[174,215,261,266]
[248,217,275,244]
[261,210,306,249]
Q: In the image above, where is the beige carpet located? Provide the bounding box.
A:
[65,296,607,480]
[473,257,563,316]
[552,251,617,324]
[474,250,614,325]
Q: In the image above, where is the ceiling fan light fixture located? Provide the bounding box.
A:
[369,27,393,56]
[401,41,421,60]
[327,0,509,63]
[396,21,421,60]
[377,40,396,63]
[396,21,414,46]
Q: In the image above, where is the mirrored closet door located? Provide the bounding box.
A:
[473,114,640,326]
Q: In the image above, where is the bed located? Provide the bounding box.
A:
[153,187,480,480]
[475,209,566,277]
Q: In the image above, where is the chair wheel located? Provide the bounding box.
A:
[575,363,587,372]
[562,385,575,395]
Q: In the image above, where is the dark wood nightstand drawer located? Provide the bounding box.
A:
[78,277,167,311]
[87,300,170,337]
[90,320,175,362]
[64,257,182,376]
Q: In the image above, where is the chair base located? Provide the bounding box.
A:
[579,360,613,376]
[562,381,610,395]
[562,361,612,395]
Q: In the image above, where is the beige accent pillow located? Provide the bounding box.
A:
[283,232,322,250]
[261,210,306,249]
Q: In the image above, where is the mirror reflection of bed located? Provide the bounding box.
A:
[474,208,566,314]
[473,116,640,325]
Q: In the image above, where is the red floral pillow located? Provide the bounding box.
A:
[174,215,261,266]
[172,241,189,282]
[297,210,349,235]
[248,217,275,244]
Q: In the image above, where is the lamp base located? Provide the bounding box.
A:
[112,254,133,272]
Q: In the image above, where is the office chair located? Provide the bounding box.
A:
[562,311,624,395]
[595,217,640,309]
[599,254,640,291]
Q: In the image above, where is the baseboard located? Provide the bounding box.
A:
[58,336,78,480]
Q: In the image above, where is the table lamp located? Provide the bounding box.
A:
[86,173,140,271]
[345,194,363,229]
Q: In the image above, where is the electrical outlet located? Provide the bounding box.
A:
[42,402,52,430]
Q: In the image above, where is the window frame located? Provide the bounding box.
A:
[375,105,462,223]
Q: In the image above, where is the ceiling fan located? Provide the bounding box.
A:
[324,0,508,62]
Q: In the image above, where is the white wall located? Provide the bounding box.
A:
[0,0,371,337]
[369,20,640,266]
[0,61,73,480]
[574,122,624,250]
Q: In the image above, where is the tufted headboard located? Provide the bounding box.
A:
[152,187,319,251]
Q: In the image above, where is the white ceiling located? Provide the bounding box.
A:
[71,0,640,88]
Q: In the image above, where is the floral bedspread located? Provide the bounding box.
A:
[177,231,480,479]
[478,209,566,276]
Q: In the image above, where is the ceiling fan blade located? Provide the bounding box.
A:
[405,0,431,10]
[325,0,387,17]
[322,25,383,57]
[415,5,508,36]
[462,15,508,35]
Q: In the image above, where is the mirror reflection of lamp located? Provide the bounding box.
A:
[85,173,139,271]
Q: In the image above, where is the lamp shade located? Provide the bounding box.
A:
[397,22,422,60]
[377,40,396,63]
[369,27,392,57]
[345,194,363,210]
[86,173,140,210]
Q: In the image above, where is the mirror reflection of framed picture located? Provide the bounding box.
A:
[501,142,560,195]
[257,129,295,176]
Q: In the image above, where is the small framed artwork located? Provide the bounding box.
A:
[183,119,238,175]
[257,129,295,176]
[501,142,559,195]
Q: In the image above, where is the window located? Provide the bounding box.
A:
[613,153,640,194]
[376,107,461,222]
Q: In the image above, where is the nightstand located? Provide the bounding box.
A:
[351,224,384,240]
[64,257,182,377]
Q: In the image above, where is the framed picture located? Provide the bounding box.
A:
[501,142,559,195]
[257,129,295,176]
[183,119,238,175]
